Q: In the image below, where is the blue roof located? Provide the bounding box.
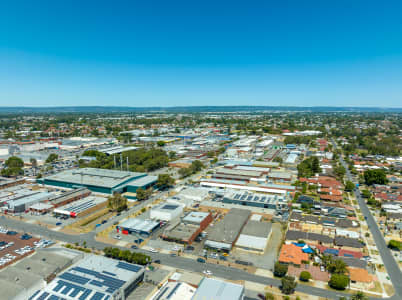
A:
[302,247,314,254]
[324,248,339,255]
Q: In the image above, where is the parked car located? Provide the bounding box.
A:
[131,245,138,249]
[197,258,206,263]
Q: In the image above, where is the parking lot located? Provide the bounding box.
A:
[0,227,53,269]
[21,211,77,227]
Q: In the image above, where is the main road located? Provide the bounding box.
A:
[331,138,402,299]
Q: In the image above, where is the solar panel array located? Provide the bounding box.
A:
[65,199,96,214]
[29,256,143,300]
[229,193,281,204]
[162,204,179,210]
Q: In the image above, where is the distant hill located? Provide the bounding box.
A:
[0,106,400,114]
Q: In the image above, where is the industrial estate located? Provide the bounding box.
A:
[0,109,400,300]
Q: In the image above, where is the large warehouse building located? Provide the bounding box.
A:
[204,208,251,251]
[235,220,272,252]
[30,254,145,300]
[40,168,157,195]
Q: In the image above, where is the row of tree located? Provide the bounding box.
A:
[103,247,151,265]
[297,156,321,178]
[79,148,169,172]
[178,160,204,178]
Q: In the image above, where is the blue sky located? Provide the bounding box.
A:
[1,1,402,107]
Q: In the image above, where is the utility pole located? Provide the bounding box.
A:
[114,155,116,169]
[126,157,129,171]
[120,154,123,171]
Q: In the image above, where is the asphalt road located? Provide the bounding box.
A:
[332,138,402,300]
[1,160,400,299]
[0,215,360,300]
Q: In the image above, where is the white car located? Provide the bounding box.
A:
[114,235,121,240]
[203,270,212,276]
[149,248,158,253]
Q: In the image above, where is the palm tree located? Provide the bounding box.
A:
[30,158,37,176]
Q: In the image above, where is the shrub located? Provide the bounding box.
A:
[388,240,402,251]
[329,274,349,290]
[274,262,288,277]
[299,271,311,282]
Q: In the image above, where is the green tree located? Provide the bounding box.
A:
[274,262,288,277]
[169,151,176,159]
[4,156,24,168]
[207,151,215,158]
[388,240,402,251]
[135,188,148,200]
[178,167,192,178]
[345,181,355,192]
[156,174,175,189]
[324,256,348,275]
[157,141,165,147]
[281,276,297,295]
[361,189,371,198]
[46,153,59,163]
[1,156,24,177]
[107,193,127,212]
[297,157,321,178]
[299,271,311,282]
[351,291,368,300]
[329,274,349,290]
[30,158,37,168]
[363,169,388,186]
[191,160,204,172]
[334,165,346,179]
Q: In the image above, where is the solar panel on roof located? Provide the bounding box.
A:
[38,292,49,300]
[162,204,179,210]
[28,290,40,300]
[241,194,247,200]
[37,292,49,300]
[234,194,240,200]
[102,271,116,276]
[53,282,64,293]
[116,261,142,273]
[247,195,253,201]
[90,292,105,300]
[60,272,90,285]
[90,280,103,287]
[49,295,60,300]
[61,285,72,295]
[78,289,92,300]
